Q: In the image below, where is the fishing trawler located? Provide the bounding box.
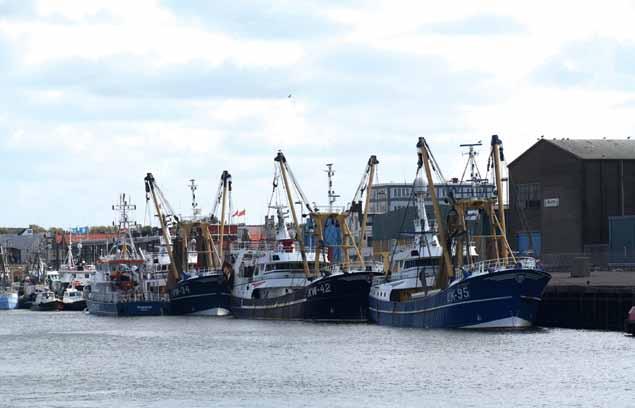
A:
[56,235,96,296]
[144,173,232,316]
[0,245,18,310]
[370,174,480,306]
[231,152,381,321]
[369,136,551,329]
[86,194,169,317]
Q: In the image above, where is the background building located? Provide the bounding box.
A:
[368,180,495,214]
[367,179,495,252]
[0,229,48,265]
[508,138,635,265]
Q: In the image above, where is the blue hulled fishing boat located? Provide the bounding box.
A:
[369,136,551,329]
[370,258,550,328]
[0,245,18,310]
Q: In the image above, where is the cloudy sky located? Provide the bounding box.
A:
[1,0,635,228]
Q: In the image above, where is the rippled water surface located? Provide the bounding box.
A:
[1,310,634,407]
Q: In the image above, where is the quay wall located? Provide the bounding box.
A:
[536,271,635,331]
[537,285,635,331]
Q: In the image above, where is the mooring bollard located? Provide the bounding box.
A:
[571,257,591,278]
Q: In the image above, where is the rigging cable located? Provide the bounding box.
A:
[386,167,423,278]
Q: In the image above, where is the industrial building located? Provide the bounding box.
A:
[0,229,48,265]
[367,178,495,253]
[368,181,494,214]
[508,138,635,264]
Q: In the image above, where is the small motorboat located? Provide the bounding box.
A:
[61,286,87,311]
[30,289,61,311]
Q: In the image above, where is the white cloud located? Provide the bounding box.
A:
[2,1,635,227]
[1,1,304,68]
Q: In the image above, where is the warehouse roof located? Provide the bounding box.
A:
[548,139,635,159]
[510,138,635,165]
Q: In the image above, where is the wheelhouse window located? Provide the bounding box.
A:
[265,262,305,271]
[403,258,440,269]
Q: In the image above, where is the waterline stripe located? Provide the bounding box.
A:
[171,293,226,301]
[234,298,307,310]
[369,296,513,315]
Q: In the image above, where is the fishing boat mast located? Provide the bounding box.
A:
[417,138,453,289]
[218,171,231,262]
[189,179,201,219]
[325,163,340,213]
[310,159,373,274]
[66,232,74,269]
[144,173,180,289]
[346,155,379,268]
[274,151,311,277]
[490,135,508,260]
[0,244,7,289]
[460,142,483,183]
[112,193,139,258]
[358,155,379,251]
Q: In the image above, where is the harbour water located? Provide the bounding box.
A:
[1,311,633,408]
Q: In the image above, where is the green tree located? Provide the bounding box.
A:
[28,224,47,233]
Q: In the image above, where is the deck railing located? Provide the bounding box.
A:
[89,291,169,303]
[460,257,541,277]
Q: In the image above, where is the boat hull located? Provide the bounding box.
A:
[369,268,551,329]
[231,272,372,322]
[62,300,87,311]
[87,300,168,317]
[17,296,34,309]
[169,274,231,316]
[30,301,62,312]
[0,293,18,310]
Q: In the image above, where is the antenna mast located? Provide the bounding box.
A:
[189,179,201,219]
[459,142,483,183]
[112,193,137,231]
[325,163,340,213]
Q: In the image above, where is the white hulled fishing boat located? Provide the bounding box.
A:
[57,235,96,296]
[231,151,382,322]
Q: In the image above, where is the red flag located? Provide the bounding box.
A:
[237,209,246,217]
[232,210,239,217]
